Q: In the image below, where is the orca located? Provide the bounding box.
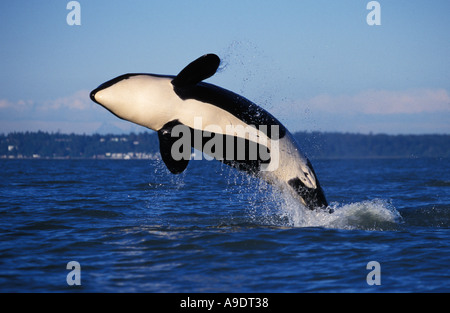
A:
[90,54,328,210]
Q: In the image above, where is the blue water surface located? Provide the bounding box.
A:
[0,157,448,292]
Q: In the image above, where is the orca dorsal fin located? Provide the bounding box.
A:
[172,54,220,88]
[157,120,190,174]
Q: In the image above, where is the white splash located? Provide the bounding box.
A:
[223,164,403,231]
[278,195,403,231]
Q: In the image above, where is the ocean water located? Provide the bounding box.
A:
[0,157,448,292]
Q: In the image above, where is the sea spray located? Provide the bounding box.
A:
[277,195,403,231]
[326,199,403,230]
[155,157,404,231]
[235,176,404,231]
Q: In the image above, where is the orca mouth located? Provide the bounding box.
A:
[90,74,136,105]
[90,89,99,103]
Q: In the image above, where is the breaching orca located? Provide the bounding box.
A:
[90,54,328,210]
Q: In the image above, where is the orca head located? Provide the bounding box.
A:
[90,73,176,130]
[287,159,328,211]
[90,54,221,131]
[288,176,328,210]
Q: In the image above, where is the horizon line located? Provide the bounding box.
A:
[1,130,449,137]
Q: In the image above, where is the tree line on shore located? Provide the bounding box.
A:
[1,131,449,159]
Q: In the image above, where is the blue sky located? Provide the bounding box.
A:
[0,0,449,134]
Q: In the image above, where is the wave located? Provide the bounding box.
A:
[221,169,404,231]
[280,197,403,231]
[243,184,404,231]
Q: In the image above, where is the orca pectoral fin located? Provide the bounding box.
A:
[172,54,221,87]
[157,120,191,174]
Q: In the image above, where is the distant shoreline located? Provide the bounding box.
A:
[1,154,447,161]
[1,131,449,160]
